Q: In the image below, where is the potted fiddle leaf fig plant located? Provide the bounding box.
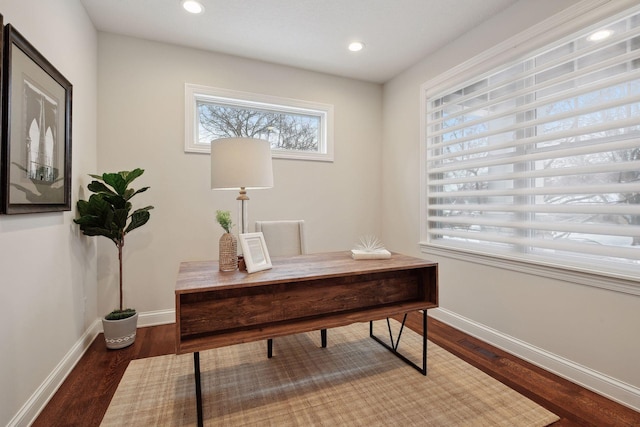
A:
[74,168,153,349]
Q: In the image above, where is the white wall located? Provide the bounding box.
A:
[96,33,383,317]
[382,0,640,410]
[0,0,98,425]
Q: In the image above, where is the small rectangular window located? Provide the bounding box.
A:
[185,84,334,162]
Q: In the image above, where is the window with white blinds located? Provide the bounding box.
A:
[423,7,640,279]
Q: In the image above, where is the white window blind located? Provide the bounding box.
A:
[424,7,640,279]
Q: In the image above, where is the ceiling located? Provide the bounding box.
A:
[80,0,520,83]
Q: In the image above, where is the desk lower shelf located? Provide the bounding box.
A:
[177,300,436,354]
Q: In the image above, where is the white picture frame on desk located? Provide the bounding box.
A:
[239,232,273,273]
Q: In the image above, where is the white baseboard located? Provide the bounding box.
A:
[10,309,176,427]
[8,318,102,427]
[429,307,640,412]
[137,308,175,327]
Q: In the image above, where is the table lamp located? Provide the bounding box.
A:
[210,137,274,234]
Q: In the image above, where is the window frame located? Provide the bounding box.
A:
[419,0,640,295]
[185,84,334,162]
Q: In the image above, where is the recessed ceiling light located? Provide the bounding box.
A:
[182,0,205,14]
[348,41,365,52]
[587,29,612,42]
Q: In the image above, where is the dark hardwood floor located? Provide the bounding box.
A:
[34,314,640,426]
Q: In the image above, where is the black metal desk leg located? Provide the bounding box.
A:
[321,329,327,348]
[422,310,428,375]
[370,311,427,376]
[194,352,204,427]
[267,338,273,358]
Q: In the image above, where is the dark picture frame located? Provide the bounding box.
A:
[0,14,4,213]
[1,24,72,214]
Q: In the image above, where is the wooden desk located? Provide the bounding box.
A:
[175,251,438,426]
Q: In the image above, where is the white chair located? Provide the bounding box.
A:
[255,220,306,257]
[254,220,326,357]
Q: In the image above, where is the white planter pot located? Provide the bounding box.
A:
[102,312,138,349]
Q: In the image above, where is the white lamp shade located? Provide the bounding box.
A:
[211,138,274,190]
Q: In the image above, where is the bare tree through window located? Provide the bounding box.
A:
[185,85,333,161]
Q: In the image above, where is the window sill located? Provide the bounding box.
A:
[419,242,640,296]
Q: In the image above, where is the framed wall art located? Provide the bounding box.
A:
[1,24,72,214]
[0,14,3,213]
[239,232,273,273]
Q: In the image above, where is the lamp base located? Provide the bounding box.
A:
[237,189,249,234]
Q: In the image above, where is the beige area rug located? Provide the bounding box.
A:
[101,321,559,426]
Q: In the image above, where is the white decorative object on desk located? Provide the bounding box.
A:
[351,235,391,260]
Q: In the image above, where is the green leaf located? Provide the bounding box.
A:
[78,226,118,243]
[87,180,116,196]
[127,186,149,200]
[125,209,151,234]
[113,208,129,230]
[122,168,144,186]
[75,199,91,218]
[101,173,128,195]
[77,194,109,217]
[100,194,126,211]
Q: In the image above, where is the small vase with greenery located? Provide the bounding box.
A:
[74,168,153,348]
[216,210,238,271]
[216,210,234,234]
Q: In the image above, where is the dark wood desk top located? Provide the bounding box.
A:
[176,251,437,293]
